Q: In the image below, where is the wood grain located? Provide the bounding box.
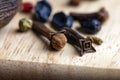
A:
[0,60,120,80]
[0,0,120,69]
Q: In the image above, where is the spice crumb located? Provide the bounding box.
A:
[87,36,103,45]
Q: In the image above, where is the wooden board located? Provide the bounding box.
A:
[0,0,120,69]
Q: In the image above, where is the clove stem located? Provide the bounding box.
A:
[32,21,67,51]
[63,27,96,56]
[70,8,109,24]
[32,21,53,40]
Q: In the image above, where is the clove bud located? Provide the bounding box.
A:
[70,8,109,34]
[32,21,67,51]
[69,0,98,6]
[70,8,109,24]
[0,0,20,28]
[62,27,96,56]
[69,0,81,6]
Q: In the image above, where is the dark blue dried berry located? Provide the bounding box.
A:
[52,12,73,30]
[35,0,52,23]
[80,18,101,34]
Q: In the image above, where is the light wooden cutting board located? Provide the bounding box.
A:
[0,0,120,69]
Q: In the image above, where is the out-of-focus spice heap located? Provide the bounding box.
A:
[18,0,109,56]
[69,0,98,6]
[0,0,19,28]
[69,0,81,6]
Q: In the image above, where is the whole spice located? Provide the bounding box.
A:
[52,12,73,30]
[0,0,20,28]
[63,27,96,56]
[70,8,109,24]
[70,8,109,34]
[69,0,98,6]
[87,36,103,45]
[22,2,33,13]
[35,0,52,23]
[19,18,33,32]
[69,0,81,6]
[32,21,67,50]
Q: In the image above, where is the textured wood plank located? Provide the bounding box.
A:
[0,0,120,69]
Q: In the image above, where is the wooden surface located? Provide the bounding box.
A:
[0,0,120,69]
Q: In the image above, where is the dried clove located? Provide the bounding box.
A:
[70,8,109,34]
[69,0,81,6]
[70,8,109,24]
[69,0,98,6]
[62,27,96,56]
[87,36,103,45]
[32,21,67,51]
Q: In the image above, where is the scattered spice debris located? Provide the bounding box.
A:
[87,36,103,45]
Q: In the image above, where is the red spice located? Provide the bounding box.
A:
[22,2,33,12]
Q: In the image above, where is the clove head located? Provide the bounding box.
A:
[0,0,20,28]
[51,33,67,50]
[97,8,109,24]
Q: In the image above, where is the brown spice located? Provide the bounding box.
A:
[87,36,103,45]
[97,8,109,24]
[51,33,67,50]
[32,21,67,51]
[69,0,81,6]
[70,7,109,24]
[62,27,96,56]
